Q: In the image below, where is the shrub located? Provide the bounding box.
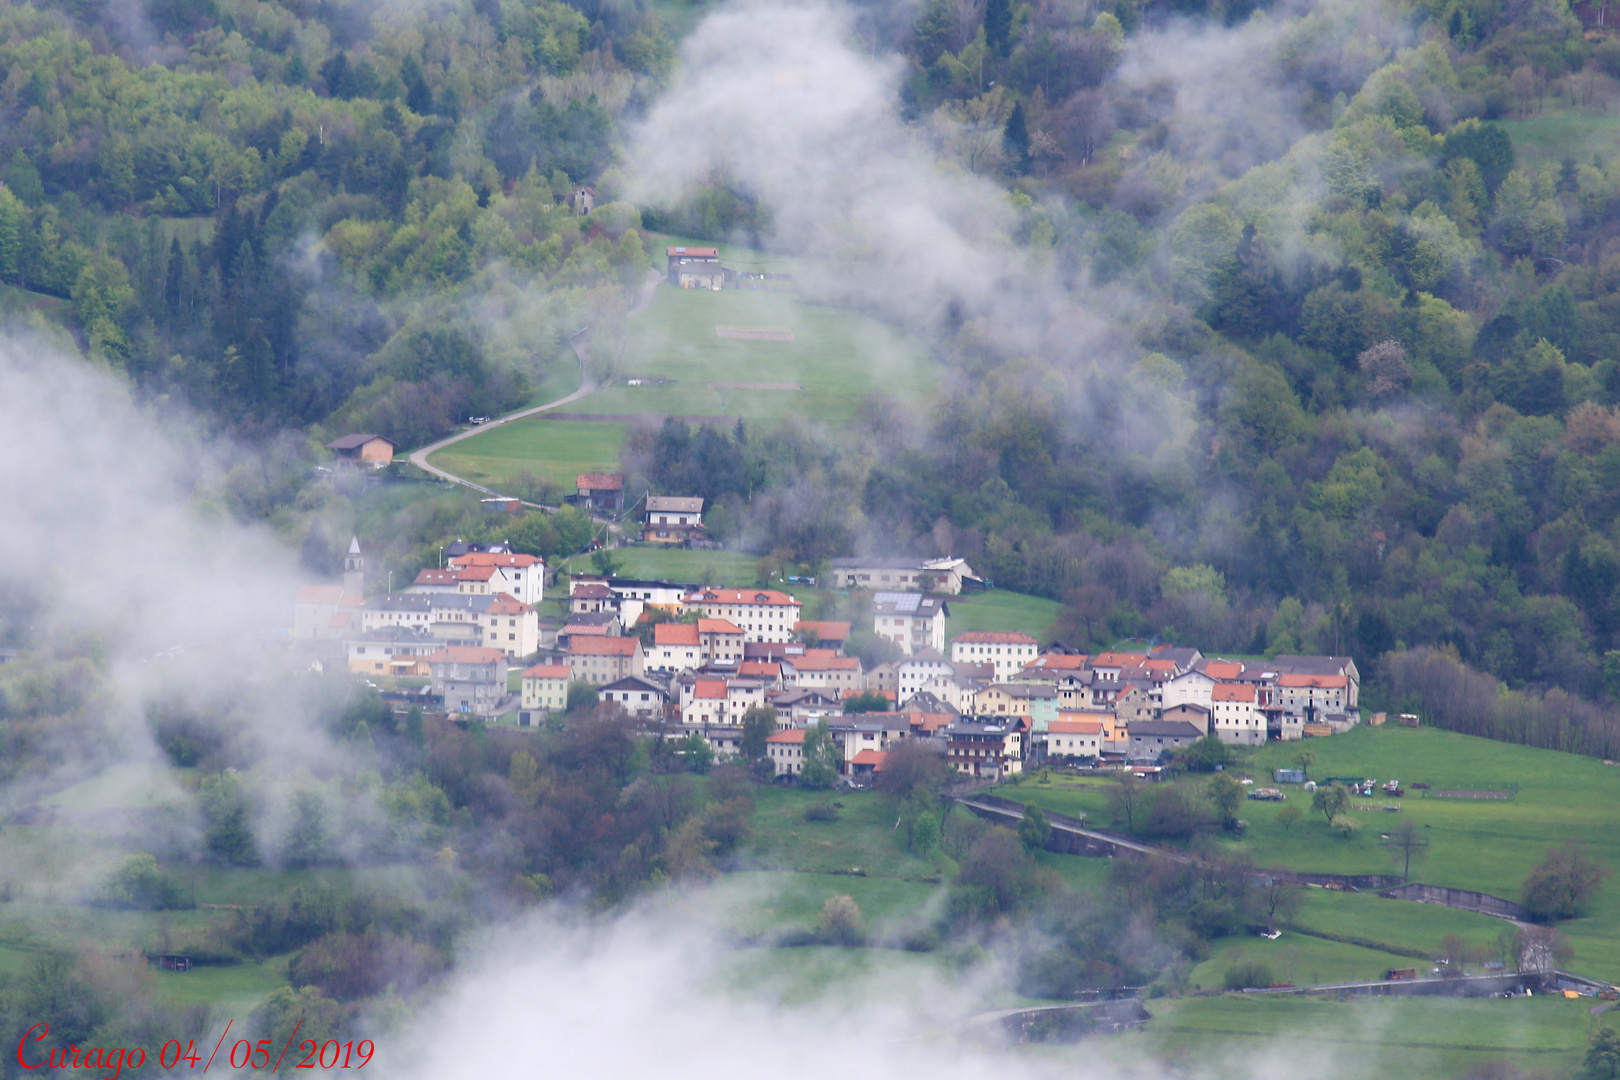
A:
[96,855,190,910]
[1223,961,1274,990]
[288,930,443,1001]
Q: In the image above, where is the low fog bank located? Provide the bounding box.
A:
[0,334,375,856]
[393,895,1334,1080]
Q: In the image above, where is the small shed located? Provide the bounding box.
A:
[325,433,396,468]
[1274,768,1307,784]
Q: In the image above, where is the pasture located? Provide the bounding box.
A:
[998,724,1620,979]
[556,546,762,587]
[433,275,939,491]
[574,285,936,423]
[945,591,1062,641]
[0,283,70,325]
[427,419,628,490]
[1114,993,1595,1079]
[1496,108,1620,171]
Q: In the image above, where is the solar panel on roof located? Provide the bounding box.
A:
[874,592,922,613]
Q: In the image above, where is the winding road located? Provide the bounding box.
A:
[406,268,663,502]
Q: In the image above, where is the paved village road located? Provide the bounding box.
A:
[406,268,662,499]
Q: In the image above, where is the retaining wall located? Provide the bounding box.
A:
[1378,883,1531,920]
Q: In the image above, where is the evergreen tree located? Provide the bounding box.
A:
[912,0,956,65]
[1003,101,1030,172]
[984,0,1012,55]
[402,53,433,115]
[320,52,355,99]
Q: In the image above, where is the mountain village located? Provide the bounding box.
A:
[294,467,1363,784]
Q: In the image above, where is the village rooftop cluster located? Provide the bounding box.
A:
[293,480,1362,783]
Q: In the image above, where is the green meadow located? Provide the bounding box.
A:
[556,546,762,587]
[578,284,936,422]
[999,724,1620,981]
[944,590,1062,641]
[1496,108,1620,171]
[430,276,939,491]
[1113,993,1597,1079]
[427,418,627,489]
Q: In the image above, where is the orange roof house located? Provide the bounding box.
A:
[1277,673,1348,689]
[956,631,1039,645]
[655,623,701,646]
[568,636,641,656]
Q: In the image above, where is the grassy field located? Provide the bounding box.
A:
[431,274,939,491]
[427,418,627,489]
[1497,109,1620,170]
[557,546,762,586]
[0,283,70,324]
[520,344,586,409]
[153,959,289,1013]
[744,786,949,879]
[712,871,943,938]
[572,284,936,422]
[999,724,1620,979]
[945,591,1061,641]
[1112,993,1597,1079]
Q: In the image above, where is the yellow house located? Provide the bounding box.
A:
[521,663,570,711]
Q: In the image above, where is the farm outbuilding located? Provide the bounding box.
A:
[325,433,395,468]
[667,246,726,289]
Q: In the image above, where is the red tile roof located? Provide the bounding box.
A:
[955,631,1039,645]
[1204,661,1246,680]
[1023,653,1089,670]
[697,618,744,635]
[849,749,886,768]
[568,637,640,656]
[767,729,807,744]
[694,678,728,700]
[413,569,457,585]
[450,553,544,568]
[1092,651,1149,667]
[1049,719,1103,734]
[573,583,614,598]
[795,620,851,640]
[739,661,781,677]
[488,596,532,614]
[522,664,571,679]
[1278,673,1348,689]
[654,623,701,646]
[576,474,622,490]
[1213,683,1257,702]
[456,567,498,581]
